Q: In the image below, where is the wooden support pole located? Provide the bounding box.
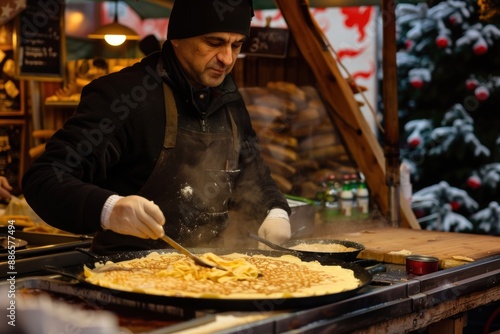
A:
[382,0,401,227]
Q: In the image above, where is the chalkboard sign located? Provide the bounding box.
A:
[242,27,289,58]
[14,0,65,81]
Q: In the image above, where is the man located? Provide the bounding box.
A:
[22,0,291,254]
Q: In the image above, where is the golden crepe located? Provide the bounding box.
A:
[84,252,360,299]
[288,243,359,253]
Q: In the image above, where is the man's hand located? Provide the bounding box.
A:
[105,195,165,239]
[257,208,291,249]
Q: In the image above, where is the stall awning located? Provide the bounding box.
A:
[64,0,383,20]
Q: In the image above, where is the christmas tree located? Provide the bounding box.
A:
[394,0,500,234]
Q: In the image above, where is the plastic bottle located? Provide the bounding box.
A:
[356,179,370,217]
[324,174,340,213]
[349,173,359,199]
[340,175,354,217]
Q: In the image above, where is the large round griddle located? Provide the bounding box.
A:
[64,248,376,311]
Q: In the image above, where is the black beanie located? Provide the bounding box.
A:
[167,0,254,40]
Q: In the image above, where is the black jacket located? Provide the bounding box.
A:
[22,41,290,235]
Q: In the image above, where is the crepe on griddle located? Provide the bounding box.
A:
[84,252,360,299]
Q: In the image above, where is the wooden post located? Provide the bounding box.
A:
[274,0,420,229]
[382,0,401,227]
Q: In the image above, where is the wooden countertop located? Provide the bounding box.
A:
[318,227,500,269]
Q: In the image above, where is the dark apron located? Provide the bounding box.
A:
[92,75,241,254]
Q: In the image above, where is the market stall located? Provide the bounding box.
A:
[1,1,499,333]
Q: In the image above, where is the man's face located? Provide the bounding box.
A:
[171,32,246,88]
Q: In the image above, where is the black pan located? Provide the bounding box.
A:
[249,233,365,264]
[0,236,28,251]
[49,248,379,311]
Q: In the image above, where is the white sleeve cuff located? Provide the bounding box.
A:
[100,195,124,229]
[266,208,289,221]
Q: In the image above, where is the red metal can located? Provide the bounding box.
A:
[406,255,439,275]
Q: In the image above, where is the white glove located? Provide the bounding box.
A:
[257,208,291,249]
[103,195,165,239]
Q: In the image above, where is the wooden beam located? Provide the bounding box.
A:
[274,0,420,229]
[382,0,402,227]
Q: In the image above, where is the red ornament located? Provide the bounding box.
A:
[475,86,490,101]
[405,39,414,50]
[466,175,481,189]
[465,79,479,91]
[448,13,460,25]
[413,209,425,218]
[473,42,488,55]
[408,137,421,148]
[449,201,461,211]
[410,77,424,89]
[435,36,450,48]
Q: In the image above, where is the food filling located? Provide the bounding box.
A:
[288,243,358,253]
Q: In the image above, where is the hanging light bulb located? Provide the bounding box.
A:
[105,34,126,46]
[88,0,139,46]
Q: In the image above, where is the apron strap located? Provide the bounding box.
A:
[157,58,178,149]
[162,82,178,149]
[228,109,239,154]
